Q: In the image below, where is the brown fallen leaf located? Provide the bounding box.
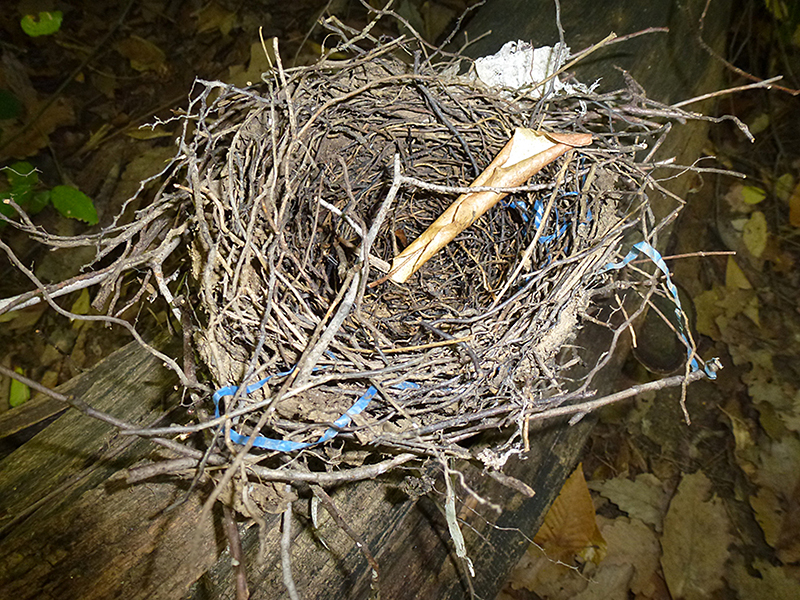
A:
[502,463,605,599]
[115,35,168,75]
[0,53,75,160]
[660,471,732,600]
[534,462,606,565]
[726,554,800,600]
[749,435,800,563]
[193,1,237,35]
[388,128,592,283]
[595,516,661,598]
[589,473,670,532]
[0,97,75,161]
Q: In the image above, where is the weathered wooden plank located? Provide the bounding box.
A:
[0,335,220,600]
[0,393,66,444]
[0,336,174,518]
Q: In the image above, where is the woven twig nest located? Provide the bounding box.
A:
[178,39,666,467]
[0,25,725,591]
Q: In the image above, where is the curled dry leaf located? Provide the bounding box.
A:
[388,128,592,283]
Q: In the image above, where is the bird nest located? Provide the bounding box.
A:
[167,36,708,476]
[0,32,719,494]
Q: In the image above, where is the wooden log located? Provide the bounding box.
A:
[0,1,731,598]
[0,336,222,600]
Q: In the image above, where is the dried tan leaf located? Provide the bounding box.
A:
[115,35,168,74]
[742,210,768,258]
[660,471,732,600]
[389,129,592,283]
[597,516,661,597]
[726,554,800,600]
[535,463,606,564]
[589,473,669,531]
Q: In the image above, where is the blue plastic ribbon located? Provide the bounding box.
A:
[213,369,418,452]
[504,193,589,244]
[602,241,717,379]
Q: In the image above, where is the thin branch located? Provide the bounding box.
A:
[696,0,799,95]
[123,450,418,485]
[671,75,784,108]
[281,496,301,600]
[222,504,250,600]
[0,236,198,390]
[527,365,719,427]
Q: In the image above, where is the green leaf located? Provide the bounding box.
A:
[748,113,770,135]
[2,162,37,211]
[0,89,22,120]
[5,161,38,188]
[70,288,91,316]
[0,309,19,323]
[50,185,98,224]
[1,191,34,218]
[70,288,91,329]
[765,0,789,21]
[28,190,51,215]
[20,11,63,37]
[742,185,767,205]
[774,173,794,202]
[9,367,30,408]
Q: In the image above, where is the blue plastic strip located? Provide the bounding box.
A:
[602,241,717,379]
[213,371,418,452]
[504,192,588,244]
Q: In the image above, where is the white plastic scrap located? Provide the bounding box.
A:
[473,41,594,97]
